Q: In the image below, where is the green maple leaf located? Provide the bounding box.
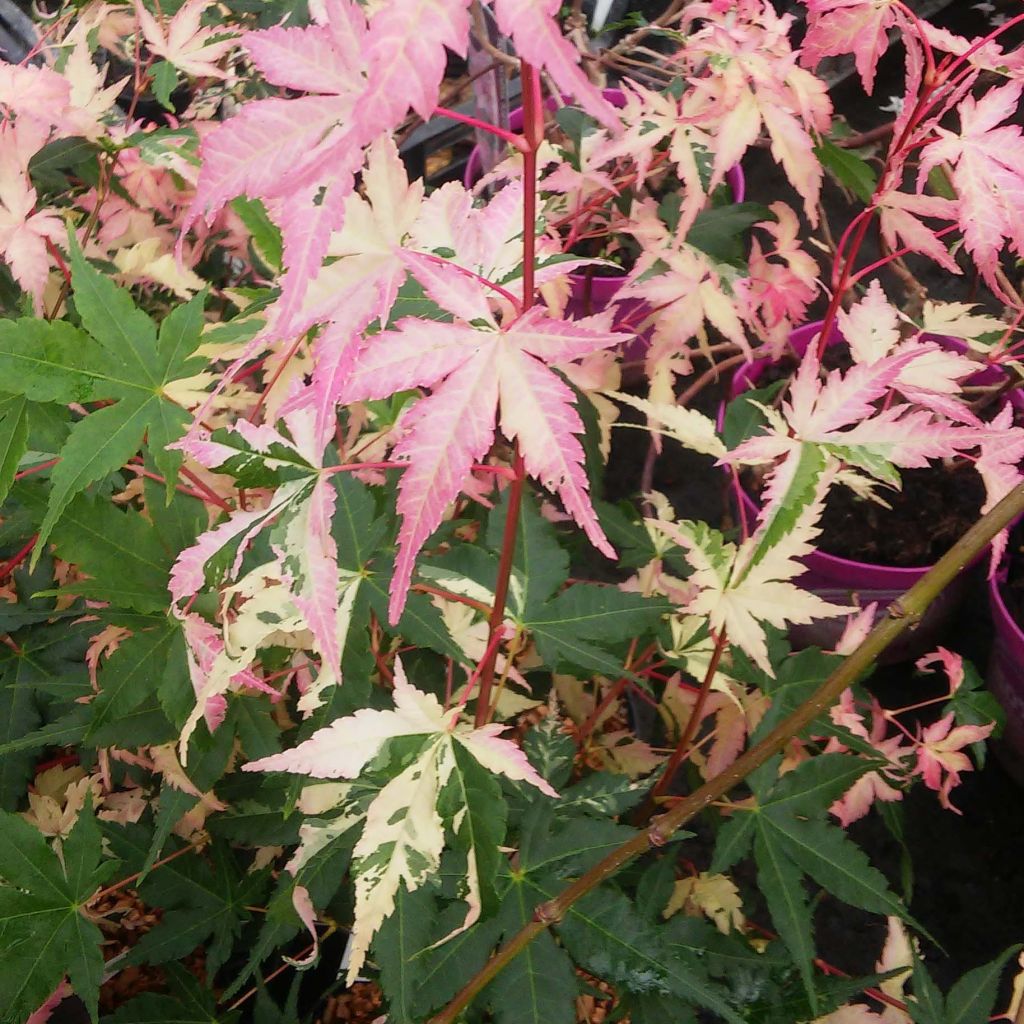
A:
[105,826,268,978]
[0,239,208,566]
[712,754,924,1011]
[524,584,669,678]
[0,801,116,1024]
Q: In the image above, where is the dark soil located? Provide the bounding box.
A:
[816,463,986,567]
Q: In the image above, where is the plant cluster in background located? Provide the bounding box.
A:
[0,1,1024,1022]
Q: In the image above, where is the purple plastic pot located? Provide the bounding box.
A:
[987,566,1024,783]
[465,89,745,370]
[728,321,1021,662]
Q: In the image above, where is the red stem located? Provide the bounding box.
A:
[941,12,1024,81]
[473,60,543,728]
[434,106,529,153]
[324,461,408,476]
[648,627,728,805]
[474,447,525,728]
[0,535,39,581]
[14,458,60,481]
[456,626,510,709]
[846,225,958,288]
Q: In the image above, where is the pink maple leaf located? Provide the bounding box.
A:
[341,304,626,623]
[0,123,64,314]
[918,81,1024,297]
[670,4,832,223]
[915,713,993,813]
[492,0,620,131]
[801,0,903,94]
[134,0,237,79]
[876,189,961,276]
[183,3,370,326]
[356,0,472,133]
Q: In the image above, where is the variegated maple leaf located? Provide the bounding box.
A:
[340,247,629,621]
[603,390,727,460]
[649,468,853,673]
[617,199,749,364]
[133,0,237,79]
[244,658,556,984]
[918,80,1024,297]
[915,712,992,813]
[673,2,832,223]
[284,134,425,338]
[800,0,904,94]
[0,122,63,313]
[837,282,980,424]
[728,338,995,496]
[492,0,620,131]
[738,202,819,353]
[875,188,961,276]
[185,0,472,330]
[170,396,367,749]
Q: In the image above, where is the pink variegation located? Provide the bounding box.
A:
[134,0,237,79]
[341,302,627,622]
[801,0,903,94]
[492,0,621,131]
[915,713,993,813]
[918,81,1024,297]
[357,0,472,131]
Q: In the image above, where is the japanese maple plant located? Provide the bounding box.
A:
[3,0,1024,1022]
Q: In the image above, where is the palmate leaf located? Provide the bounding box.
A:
[341,301,628,623]
[524,584,669,677]
[715,754,918,1010]
[918,81,1024,297]
[0,802,115,1024]
[86,620,184,743]
[0,244,207,565]
[801,0,901,94]
[556,888,745,1023]
[245,661,555,984]
[50,495,173,613]
[106,826,268,979]
[654,457,852,675]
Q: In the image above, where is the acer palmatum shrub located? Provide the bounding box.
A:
[2,1,1024,1022]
